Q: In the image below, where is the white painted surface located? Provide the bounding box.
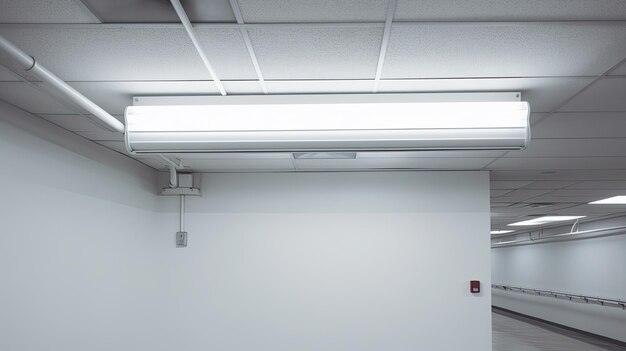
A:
[0,102,163,351]
[156,171,492,350]
[0,101,491,350]
[492,218,626,342]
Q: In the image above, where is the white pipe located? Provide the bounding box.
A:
[170,0,227,96]
[158,155,179,188]
[491,225,626,248]
[180,195,185,232]
[0,35,125,133]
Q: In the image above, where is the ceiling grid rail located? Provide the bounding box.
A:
[373,0,397,93]
[228,0,269,94]
[170,0,227,95]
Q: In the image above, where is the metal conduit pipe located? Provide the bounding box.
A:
[180,195,185,232]
[159,155,180,188]
[491,225,626,248]
[0,35,125,133]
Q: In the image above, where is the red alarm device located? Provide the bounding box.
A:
[470,280,480,293]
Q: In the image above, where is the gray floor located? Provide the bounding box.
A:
[492,311,625,351]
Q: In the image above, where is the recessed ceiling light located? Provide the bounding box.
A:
[508,216,585,226]
[589,196,626,205]
[491,230,514,235]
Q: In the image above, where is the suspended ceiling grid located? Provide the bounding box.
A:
[2,0,626,229]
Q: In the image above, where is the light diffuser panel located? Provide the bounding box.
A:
[125,95,530,154]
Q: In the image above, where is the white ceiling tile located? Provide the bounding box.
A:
[0,65,20,81]
[490,189,513,197]
[38,114,118,132]
[490,181,533,189]
[195,27,258,79]
[24,81,264,116]
[183,0,236,22]
[75,81,266,113]
[378,77,593,113]
[0,0,99,23]
[0,82,77,114]
[294,157,494,170]
[492,189,554,202]
[522,181,578,190]
[75,131,123,141]
[70,81,219,114]
[491,202,515,207]
[0,25,204,81]
[494,203,577,213]
[237,0,388,22]
[530,113,548,125]
[395,1,626,21]
[248,27,383,79]
[81,0,235,23]
[547,189,624,197]
[488,157,626,170]
[532,112,626,139]
[491,170,626,181]
[569,181,626,189]
[507,138,626,158]
[265,80,374,94]
[559,77,626,112]
[383,23,626,79]
[609,60,626,76]
[529,195,608,203]
[0,25,255,81]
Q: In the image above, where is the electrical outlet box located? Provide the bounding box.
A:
[176,232,188,247]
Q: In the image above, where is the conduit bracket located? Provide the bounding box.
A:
[159,171,202,196]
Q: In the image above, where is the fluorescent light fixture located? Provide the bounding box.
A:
[293,152,357,159]
[125,94,530,154]
[508,216,585,226]
[589,196,626,204]
[491,230,514,235]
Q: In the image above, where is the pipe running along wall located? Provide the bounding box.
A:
[491,225,626,248]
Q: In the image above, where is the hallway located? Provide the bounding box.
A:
[493,310,626,351]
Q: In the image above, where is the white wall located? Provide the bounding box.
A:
[0,101,492,350]
[492,218,626,342]
[157,171,492,351]
[0,102,167,351]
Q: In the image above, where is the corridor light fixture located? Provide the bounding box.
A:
[490,230,514,235]
[508,216,586,226]
[589,196,626,204]
[125,94,530,154]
